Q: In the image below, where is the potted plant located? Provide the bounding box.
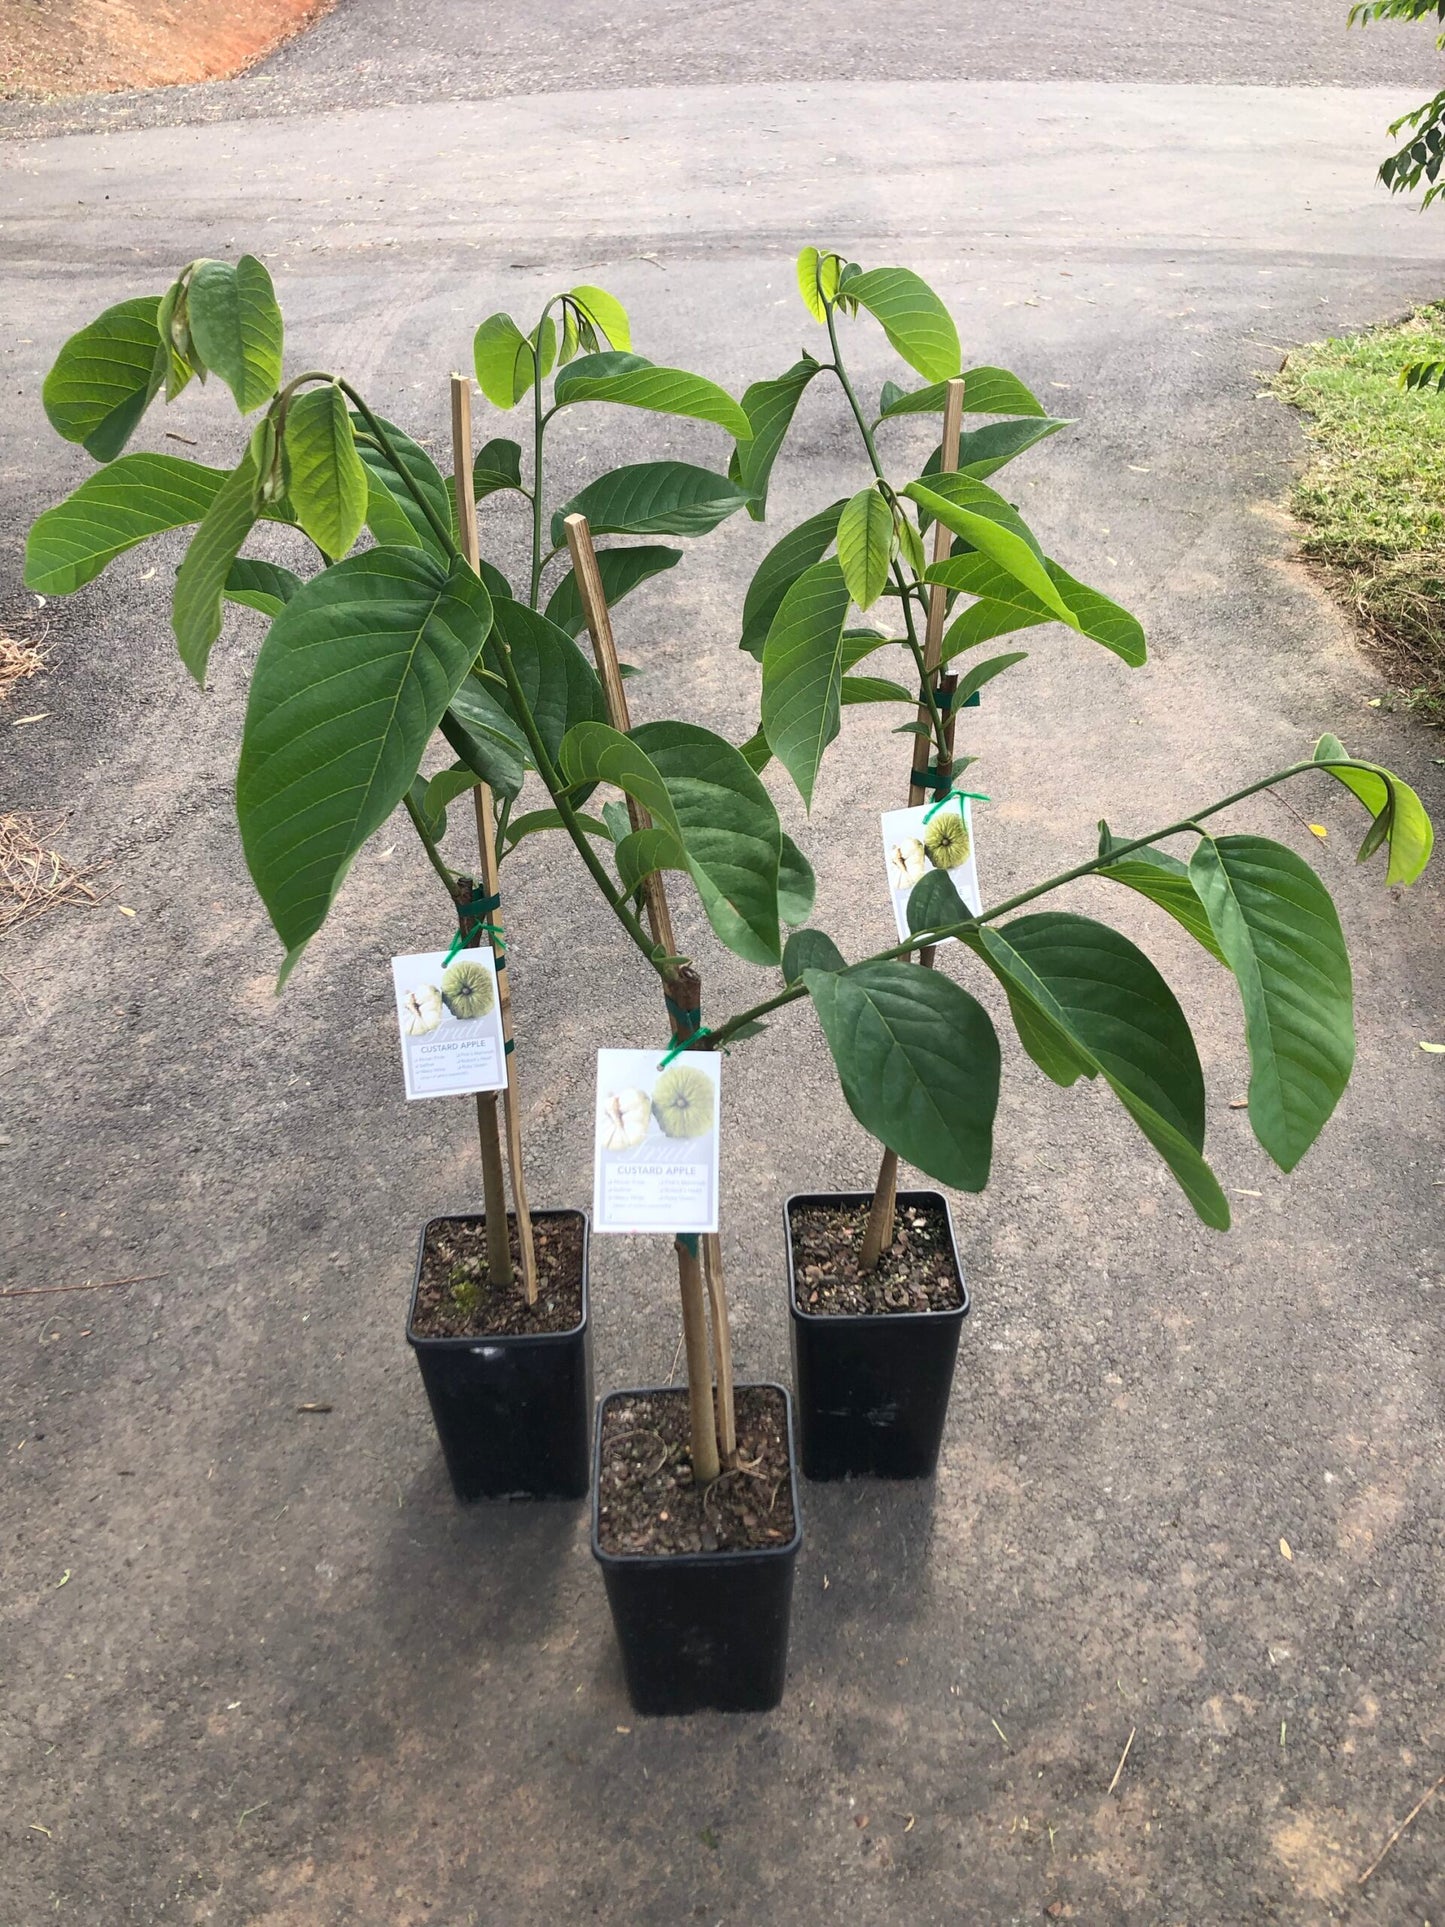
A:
[729,247,1146,1475]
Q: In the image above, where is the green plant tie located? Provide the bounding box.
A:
[677,1232,701,1257]
[923,787,991,824]
[909,764,957,795]
[923,685,982,714]
[443,894,503,968]
[658,1024,712,1070]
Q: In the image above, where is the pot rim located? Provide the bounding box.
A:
[591,1381,803,1569]
[784,1189,970,1328]
[407,1207,590,1350]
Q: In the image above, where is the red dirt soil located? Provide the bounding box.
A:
[1,0,337,100]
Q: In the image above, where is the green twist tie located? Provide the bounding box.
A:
[658,1024,712,1070]
[923,786,991,824]
[443,916,506,968]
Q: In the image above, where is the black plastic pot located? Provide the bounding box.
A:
[591,1384,802,1716]
[407,1209,591,1502]
[786,1190,969,1482]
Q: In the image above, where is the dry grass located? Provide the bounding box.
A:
[0,632,47,701]
[0,813,108,940]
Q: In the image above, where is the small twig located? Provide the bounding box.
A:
[1357,1767,1445,1886]
[0,1271,161,1301]
[606,1426,670,1479]
[164,431,199,446]
[1107,1727,1137,1795]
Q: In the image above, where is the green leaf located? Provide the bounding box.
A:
[877,367,1047,420]
[24,452,225,594]
[601,799,633,844]
[953,650,1029,708]
[836,486,895,610]
[186,257,283,413]
[173,453,262,684]
[936,551,1146,667]
[473,438,524,500]
[907,475,1075,626]
[738,728,771,774]
[354,415,454,560]
[760,557,852,808]
[1190,834,1354,1172]
[237,548,493,980]
[729,357,820,520]
[487,599,608,766]
[796,246,840,323]
[408,771,448,843]
[543,544,683,638]
[905,867,970,940]
[503,806,611,850]
[778,834,816,926]
[969,913,1229,1228]
[841,673,913,705]
[1312,735,1434,885]
[949,415,1070,481]
[631,721,784,965]
[1095,827,1228,965]
[806,961,999,1188]
[440,677,529,801]
[783,928,845,981]
[423,764,481,829]
[155,277,198,401]
[551,463,749,546]
[224,556,303,617]
[531,316,557,382]
[845,268,961,383]
[473,313,536,408]
[42,296,165,462]
[551,352,752,439]
[614,825,687,894]
[568,285,631,351]
[739,500,847,659]
[285,383,367,559]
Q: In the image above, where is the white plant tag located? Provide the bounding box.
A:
[592,1047,721,1235]
[881,795,982,944]
[391,947,507,1100]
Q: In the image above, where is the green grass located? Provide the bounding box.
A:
[1273,304,1445,723]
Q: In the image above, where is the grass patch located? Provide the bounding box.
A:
[1273,303,1445,724]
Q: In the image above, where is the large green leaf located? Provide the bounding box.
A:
[845,268,960,383]
[42,296,164,462]
[487,598,608,766]
[970,913,1229,1228]
[237,547,493,979]
[841,673,913,705]
[1312,735,1434,886]
[551,463,749,546]
[473,438,524,500]
[778,833,816,926]
[568,285,631,351]
[543,544,682,638]
[936,551,1146,667]
[631,721,783,965]
[760,557,852,809]
[551,352,752,439]
[354,415,454,560]
[224,556,303,617]
[1095,827,1228,965]
[783,928,845,981]
[949,416,1070,480]
[560,721,784,964]
[1190,834,1354,1173]
[878,367,1047,421]
[739,500,847,659]
[836,486,895,611]
[285,383,367,559]
[24,453,225,593]
[473,313,536,408]
[906,475,1076,626]
[440,677,529,801]
[806,960,999,1188]
[729,357,820,520]
[173,453,262,684]
[186,257,283,413]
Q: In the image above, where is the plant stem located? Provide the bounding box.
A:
[402,790,458,892]
[702,759,1326,1048]
[336,381,461,562]
[824,307,886,480]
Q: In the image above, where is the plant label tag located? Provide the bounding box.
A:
[881,796,982,943]
[592,1047,721,1235]
[391,948,507,1100]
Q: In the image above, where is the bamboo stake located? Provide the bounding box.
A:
[450,374,537,1301]
[862,375,966,1273]
[563,511,732,1479]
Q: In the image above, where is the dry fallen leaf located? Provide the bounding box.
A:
[1280,1538,1293,1561]
[116,906,136,918]
[1419,1042,1445,1054]
[1308,824,1328,839]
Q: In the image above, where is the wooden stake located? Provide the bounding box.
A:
[450,373,537,1302]
[564,510,734,1476]
[863,376,966,1274]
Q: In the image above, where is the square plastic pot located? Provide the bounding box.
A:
[591,1384,802,1716]
[407,1209,591,1502]
[786,1190,968,1482]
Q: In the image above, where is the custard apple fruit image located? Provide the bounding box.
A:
[441,958,494,1019]
[651,1063,715,1139]
[923,809,971,871]
[599,1087,652,1152]
[401,985,444,1036]
[887,837,927,890]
